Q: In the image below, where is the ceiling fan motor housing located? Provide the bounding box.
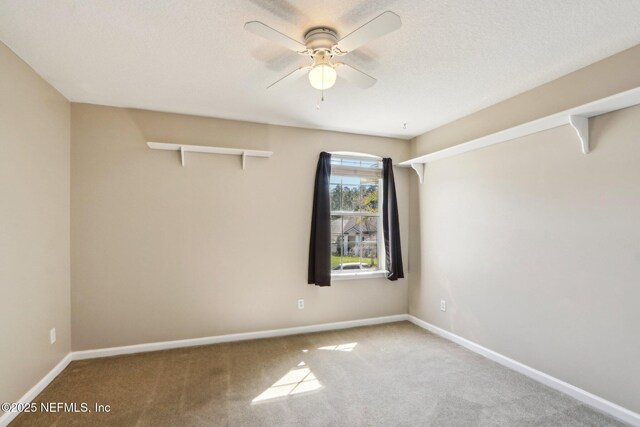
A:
[304,27,339,51]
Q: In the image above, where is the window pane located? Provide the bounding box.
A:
[330,183,342,211]
[362,217,378,270]
[342,217,358,269]
[341,183,359,212]
[361,242,378,270]
[362,216,378,236]
[342,216,358,238]
[331,216,343,270]
[347,228,357,256]
[359,182,378,213]
[331,234,343,270]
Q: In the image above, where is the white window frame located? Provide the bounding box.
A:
[329,152,387,280]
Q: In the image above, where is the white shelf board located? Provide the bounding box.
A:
[147,142,272,168]
[400,86,640,182]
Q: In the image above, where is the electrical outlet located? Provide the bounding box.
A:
[440,300,446,312]
[297,299,304,310]
[49,328,56,344]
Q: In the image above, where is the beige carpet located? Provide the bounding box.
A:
[11,322,627,426]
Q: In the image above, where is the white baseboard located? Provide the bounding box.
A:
[407,315,640,426]
[72,314,409,360]
[5,314,637,427]
[0,353,73,427]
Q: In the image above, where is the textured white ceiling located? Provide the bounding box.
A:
[1,0,640,139]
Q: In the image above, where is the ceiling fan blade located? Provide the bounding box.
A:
[244,21,307,52]
[337,11,401,53]
[336,63,377,89]
[267,66,310,89]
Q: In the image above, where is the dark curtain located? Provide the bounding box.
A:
[308,152,332,286]
[382,158,404,280]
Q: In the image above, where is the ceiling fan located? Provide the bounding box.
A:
[244,11,401,91]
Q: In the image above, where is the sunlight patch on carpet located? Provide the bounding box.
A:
[252,361,322,403]
[317,342,358,352]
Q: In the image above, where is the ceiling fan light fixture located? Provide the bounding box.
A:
[308,64,337,90]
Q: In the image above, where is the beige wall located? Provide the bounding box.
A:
[0,42,70,405]
[409,104,640,411]
[412,44,640,157]
[71,104,410,350]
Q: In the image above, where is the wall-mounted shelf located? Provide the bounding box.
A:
[400,86,640,183]
[147,142,273,169]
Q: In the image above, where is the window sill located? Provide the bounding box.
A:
[331,270,389,281]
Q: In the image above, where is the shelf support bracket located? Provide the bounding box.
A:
[569,115,589,154]
[410,163,425,184]
[180,145,185,166]
[241,151,247,170]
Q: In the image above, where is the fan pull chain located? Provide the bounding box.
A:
[322,65,324,102]
[316,65,326,110]
[316,89,325,110]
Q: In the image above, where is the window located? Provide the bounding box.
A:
[330,154,384,276]
[308,151,403,286]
